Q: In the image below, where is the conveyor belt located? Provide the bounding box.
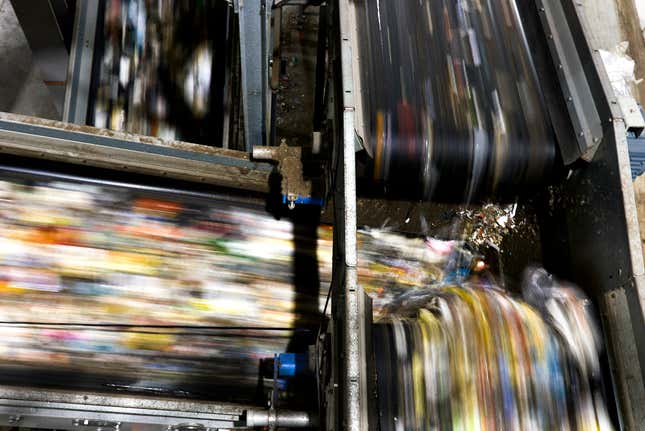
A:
[354,0,558,202]
[0,165,327,402]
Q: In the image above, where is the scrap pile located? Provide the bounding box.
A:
[366,235,613,430]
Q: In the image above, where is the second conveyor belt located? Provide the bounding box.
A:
[355,0,558,202]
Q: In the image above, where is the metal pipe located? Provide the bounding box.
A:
[244,409,315,428]
[337,0,367,428]
[252,146,277,160]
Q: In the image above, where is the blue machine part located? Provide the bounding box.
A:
[282,195,325,207]
[627,107,645,180]
[277,353,309,377]
[628,133,645,180]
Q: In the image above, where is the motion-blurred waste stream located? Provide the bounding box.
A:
[356,227,612,429]
[92,0,231,146]
[0,175,613,428]
[356,0,557,202]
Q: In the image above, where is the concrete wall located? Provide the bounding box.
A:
[0,0,59,120]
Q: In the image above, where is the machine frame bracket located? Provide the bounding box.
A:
[534,0,604,163]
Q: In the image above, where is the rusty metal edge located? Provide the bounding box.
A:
[0,112,273,193]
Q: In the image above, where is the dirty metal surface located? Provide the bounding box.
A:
[0,112,273,193]
[253,140,313,204]
[275,5,319,148]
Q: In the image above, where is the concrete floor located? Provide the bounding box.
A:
[0,0,60,120]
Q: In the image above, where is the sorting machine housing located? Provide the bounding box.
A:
[325,1,645,429]
[0,0,642,430]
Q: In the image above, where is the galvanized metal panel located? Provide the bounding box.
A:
[63,0,98,125]
[0,386,313,430]
[336,1,369,430]
[534,9,645,422]
[235,0,270,151]
[549,121,645,430]
[0,386,245,430]
[534,0,604,162]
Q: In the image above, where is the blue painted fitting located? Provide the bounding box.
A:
[628,135,645,180]
[282,195,325,207]
[277,353,308,377]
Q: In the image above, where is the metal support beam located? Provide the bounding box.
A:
[534,0,604,163]
[0,112,273,193]
[0,386,312,431]
[235,0,271,151]
[63,0,99,125]
[335,1,369,430]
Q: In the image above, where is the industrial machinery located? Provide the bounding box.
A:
[0,0,643,430]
